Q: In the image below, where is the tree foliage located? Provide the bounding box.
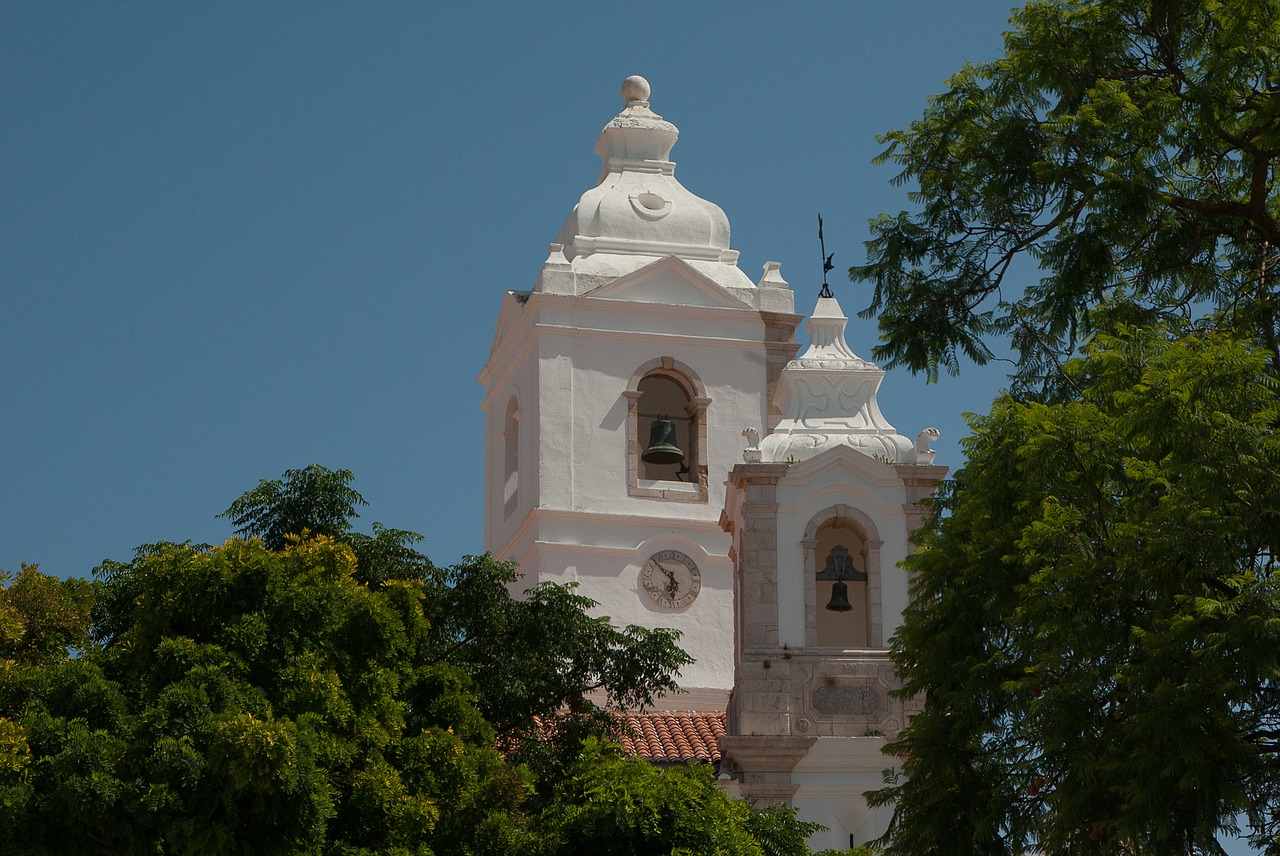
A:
[852,2,1280,852]
[214,464,692,773]
[852,0,1280,390]
[872,323,1280,855]
[220,464,367,552]
[0,467,816,855]
[539,738,822,856]
[6,537,532,855]
[0,565,94,666]
[423,555,690,778]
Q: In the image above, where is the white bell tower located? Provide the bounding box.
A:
[478,77,801,697]
[719,293,946,849]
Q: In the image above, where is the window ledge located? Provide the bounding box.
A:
[631,479,707,503]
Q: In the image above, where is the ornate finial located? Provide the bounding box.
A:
[915,428,941,464]
[742,427,762,463]
[621,75,651,104]
[818,213,835,299]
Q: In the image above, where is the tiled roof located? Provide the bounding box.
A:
[615,711,727,764]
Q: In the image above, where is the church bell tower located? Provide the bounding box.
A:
[479,75,950,850]
[478,76,801,697]
[718,293,945,848]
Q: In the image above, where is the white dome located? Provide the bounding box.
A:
[760,296,923,465]
[550,77,752,291]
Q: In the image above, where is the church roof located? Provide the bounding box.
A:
[759,294,936,466]
[546,76,754,293]
[616,710,727,764]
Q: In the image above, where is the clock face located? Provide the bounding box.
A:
[640,550,701,609]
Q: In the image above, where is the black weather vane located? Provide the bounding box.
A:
[818,213,834,298]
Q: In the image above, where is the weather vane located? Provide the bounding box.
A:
[818,213,834,298]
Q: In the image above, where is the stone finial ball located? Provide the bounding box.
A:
[621,75,650,103]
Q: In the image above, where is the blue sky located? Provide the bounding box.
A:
[2,2,1018,576]
[0,4,1262,852]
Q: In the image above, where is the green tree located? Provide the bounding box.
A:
[425,554,691,780]
[870,322,1280,854]
[0,564,94,665]
[0,470,825,854]
[0,566,100,851]
[219,464,692,779]
[5,536,534,855]
[220,464,432,588]
[850,1,1280,852]
[852,0,1280,391]
[220,465,367,551]
[539,738,822,856]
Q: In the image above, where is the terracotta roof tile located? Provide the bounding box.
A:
[615,711,727,764]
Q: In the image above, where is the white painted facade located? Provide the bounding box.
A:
[478,77,800,694]
[720,295,944,849]
[479,76,946,850]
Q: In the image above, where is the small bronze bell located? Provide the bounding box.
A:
[642,416,685,465]
[826,579,854,612]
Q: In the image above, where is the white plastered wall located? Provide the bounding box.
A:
[482,264,776,692]
[718,446,941,849]
[772,452,914,651]
[511,532,735,690]
[791,738,898,851]
[480,294,542,556]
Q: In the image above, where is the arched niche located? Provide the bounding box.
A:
[503,396,520,518]
[802,504,884,649]
[623,356,709,502]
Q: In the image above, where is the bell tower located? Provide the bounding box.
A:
[478,77,801,697]
[718,293,945,848]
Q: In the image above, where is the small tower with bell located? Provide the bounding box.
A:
[717,222,946,849]
[478,76,802,698]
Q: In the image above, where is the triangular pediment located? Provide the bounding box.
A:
[584,255,751,310]
[783,444,900,488]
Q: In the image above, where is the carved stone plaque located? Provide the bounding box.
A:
[812,685,882,716]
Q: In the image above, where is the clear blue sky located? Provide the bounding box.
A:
[0,5,1261,852]
[2,1,1016,575]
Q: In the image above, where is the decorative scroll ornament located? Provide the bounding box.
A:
[758,294,938,465]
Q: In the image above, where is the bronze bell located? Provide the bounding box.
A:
[642,416,685,465]
[826,579,854,612]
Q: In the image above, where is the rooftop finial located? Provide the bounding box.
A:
[818,213,835,299]
[621,75,651,104]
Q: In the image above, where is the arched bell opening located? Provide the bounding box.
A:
[623,357,710,503]
[637,374,693,481]
[815,520,869,648]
